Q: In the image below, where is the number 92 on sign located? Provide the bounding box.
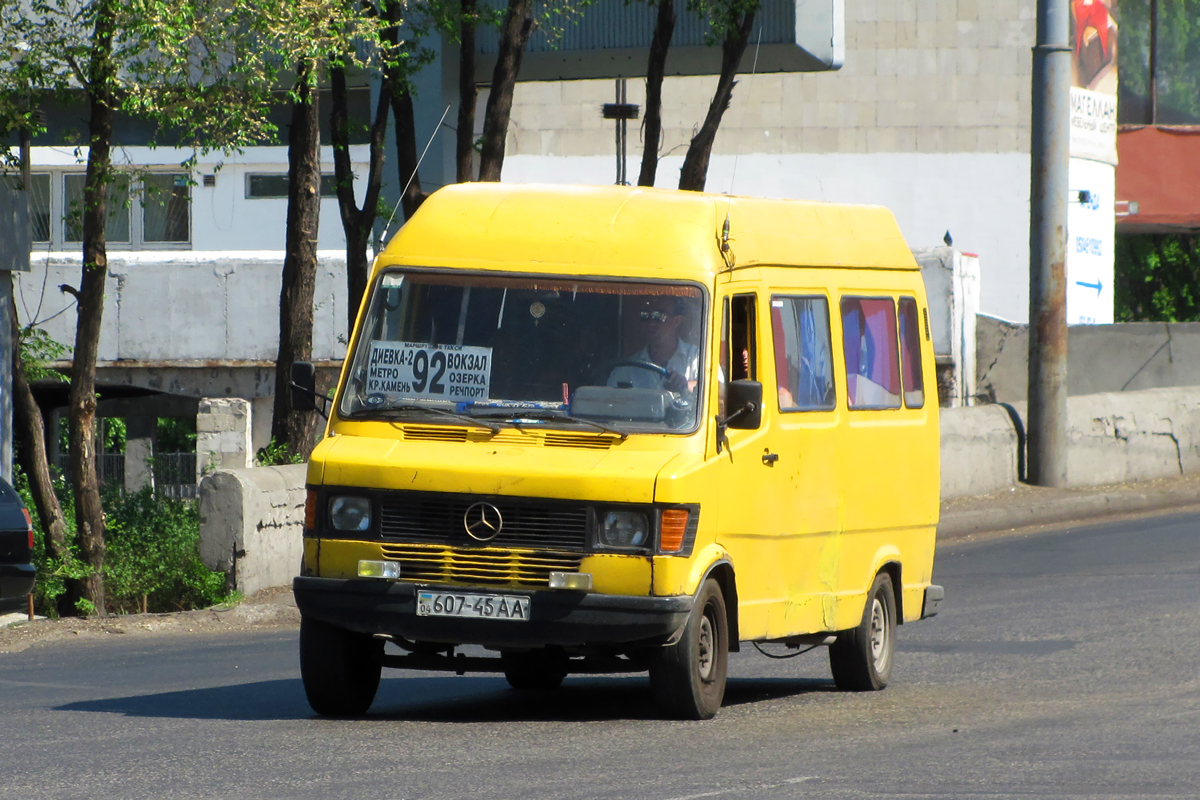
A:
[416,590,530,621]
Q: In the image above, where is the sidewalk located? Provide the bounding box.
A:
[939,472,1200,540]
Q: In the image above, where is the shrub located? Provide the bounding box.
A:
[102,487,226,614]
[16,467,229,616]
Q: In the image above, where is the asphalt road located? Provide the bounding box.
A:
[2,511,1198,800]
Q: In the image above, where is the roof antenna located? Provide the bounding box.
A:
[727,26,763,198]
[721,26,762,270]
[381,103,453,244]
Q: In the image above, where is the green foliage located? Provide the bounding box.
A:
[16,465,85,618]
[157,417,197,452]
[18,327,69,383]
[16,466,229,616]
[1115,233,1200,322]
[255,437,305,466]
[102,487,225,614]
[102,418,126,454]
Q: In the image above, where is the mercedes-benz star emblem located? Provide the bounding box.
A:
[464,502,503,542]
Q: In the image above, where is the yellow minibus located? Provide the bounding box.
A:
[292,183,944,720]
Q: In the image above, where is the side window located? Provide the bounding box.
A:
[840,296,901,409]
[718,294,757,416]
[728,294,757,382]
[770,296,835,411]
[898,297,925,408]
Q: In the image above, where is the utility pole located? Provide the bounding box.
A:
[1027,0,1071,487]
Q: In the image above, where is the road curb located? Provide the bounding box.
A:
[938,486,1200,539]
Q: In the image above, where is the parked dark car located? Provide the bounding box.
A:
[0,478,35,614]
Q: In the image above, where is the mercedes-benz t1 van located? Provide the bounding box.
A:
[292,183,944,720]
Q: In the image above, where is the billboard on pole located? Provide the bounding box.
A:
[1067,0,1118,324]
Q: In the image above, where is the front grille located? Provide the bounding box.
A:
[379,493,589,551]
[380,544,582,587]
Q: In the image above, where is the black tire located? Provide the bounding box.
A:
[299,616,383,716]
[502,651,569,690]
[829,572,897,692]
[649,578,729,720]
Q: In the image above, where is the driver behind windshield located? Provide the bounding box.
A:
[607,296,699,395]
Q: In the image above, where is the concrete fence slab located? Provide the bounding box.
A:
[198,464,307,597]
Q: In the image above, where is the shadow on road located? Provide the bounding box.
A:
[54,674,832,723]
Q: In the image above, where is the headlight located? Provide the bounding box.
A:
[329,496,371,531]
[600,511,649,548]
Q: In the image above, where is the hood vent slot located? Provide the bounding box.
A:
[402,425,469,442]
[544,433,616,450]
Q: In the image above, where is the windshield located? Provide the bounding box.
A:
[339,271,707,433]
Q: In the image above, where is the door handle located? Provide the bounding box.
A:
[762,451,779,465]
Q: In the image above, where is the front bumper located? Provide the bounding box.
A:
[922,584,945,618]
[0,564,35,612]
[293,576,693,648]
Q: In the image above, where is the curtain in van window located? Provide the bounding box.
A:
[897,297,925,408]
[771,296,835,410]
[840,297,900,409]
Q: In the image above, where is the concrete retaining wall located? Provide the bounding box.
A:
[198,464,306,596]
[940,405,1020,499]
[977,316,1200,404]
[1065,388,1200,486]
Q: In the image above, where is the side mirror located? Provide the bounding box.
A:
[291,361,317,412]
[724,380,762,430]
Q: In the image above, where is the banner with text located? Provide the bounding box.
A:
[1069,0,1118,165]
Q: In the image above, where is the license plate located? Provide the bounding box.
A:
[416,590,530,621]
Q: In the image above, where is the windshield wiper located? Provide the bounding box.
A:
[470,409,627,439]
[350,403,501,433]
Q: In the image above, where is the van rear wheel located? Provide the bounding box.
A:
[649,578,729,720]
[299,616,383,716]
[829,572,896,691]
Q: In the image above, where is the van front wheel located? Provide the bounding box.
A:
[649,578,729,720]
[299,616,383,716]
[829,572,896,691]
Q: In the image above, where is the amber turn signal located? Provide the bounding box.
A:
[659,509,689,552]
[304,489,317,530]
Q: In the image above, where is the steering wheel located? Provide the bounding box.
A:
[596,358,670,384]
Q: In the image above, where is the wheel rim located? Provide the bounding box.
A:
[697,611,715,682]
[869,596,890,673]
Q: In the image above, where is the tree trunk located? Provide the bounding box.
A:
[677,9,756,192]
[271,63,321,458]
[477,0,535,182]
[457,0,479,183]
[331,64,391,334]
[390,85,427,220]
[9,297,69,560]
[10,305,79,617]
[69,0,119,615]
[638,0,675,187]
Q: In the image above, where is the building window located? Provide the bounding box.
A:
[142,174,190,243]
[64,173,131,243]
[1117,0,1200,124]
[25,171,192,250]
[26,174,51,242]
[246,173,338,199]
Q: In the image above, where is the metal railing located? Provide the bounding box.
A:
[53,451,198,499]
